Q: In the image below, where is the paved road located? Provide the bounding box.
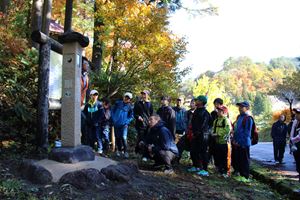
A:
[250,142,298,176]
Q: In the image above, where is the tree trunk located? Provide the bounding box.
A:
[0,0,10,14]
[36,0,52,152]
[30,0,44,48]
[92,1,103,71]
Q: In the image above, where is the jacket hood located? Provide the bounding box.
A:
[151,120,165,131]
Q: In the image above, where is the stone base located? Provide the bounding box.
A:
[49,145,95,163]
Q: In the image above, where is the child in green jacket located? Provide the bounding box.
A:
[212,105,232,177]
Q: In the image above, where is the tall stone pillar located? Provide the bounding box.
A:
[61,42,82,147]
[49,32,93,163]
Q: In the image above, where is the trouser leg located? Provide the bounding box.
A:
[101,125,110,151]
[95,126,103,151]
[190,138,201,168]
[237,146,250,179]
[121,126,128,152]
[273,142,279,161]
[293,149,300,174]
[115,127,122,152]
[176,135,188,160]
[154,150,175,169]
[278,141,286,162]
[200,140,209,170]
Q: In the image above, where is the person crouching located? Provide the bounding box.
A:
[139,115,178,174]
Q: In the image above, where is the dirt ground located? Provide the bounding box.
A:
[0,147,288,200]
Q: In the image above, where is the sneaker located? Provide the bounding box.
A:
[234,176,251,183]
[142,157,148,162]
[187,167,201,173]
[222,174,229,178]
[197,170,209,176]
[97,149,103,154]
[124,152,129,158]
[116,151,121,157]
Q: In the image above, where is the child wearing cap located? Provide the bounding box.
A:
[212,105,232,177]
[111,92,134,158]
[83,90,103,151]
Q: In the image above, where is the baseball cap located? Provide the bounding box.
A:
[196,95,208,104]
[124,92,133,99]
[141,90,150,95]
[217,105,228,114]
[293,108,300,113]
[236,101,250,108]
[90,90,98,96]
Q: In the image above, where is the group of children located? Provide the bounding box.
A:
[80,87,255,178]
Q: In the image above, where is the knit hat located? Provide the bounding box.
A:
[196,95,208,104]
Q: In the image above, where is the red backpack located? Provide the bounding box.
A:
[235,115,259,145]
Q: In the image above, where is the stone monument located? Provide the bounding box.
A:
[49,32,94,163]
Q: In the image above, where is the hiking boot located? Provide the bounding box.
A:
[187,167,201,173]
[197,170,209,176]
[124,152,129,159]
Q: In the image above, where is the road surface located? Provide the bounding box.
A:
[250,142,298,177]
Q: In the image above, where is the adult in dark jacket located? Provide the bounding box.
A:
[141,115,178,173]
[83,90,103,151]
[173,97,187,136]
[157,96,176,139]
[188,95,211,176]
[271,115,288,164]
[134,90,153,147]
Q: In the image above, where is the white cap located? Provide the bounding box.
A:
[124,92,133,99]
[90,90,99,95]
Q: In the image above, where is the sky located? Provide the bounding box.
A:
[169,0,300,78]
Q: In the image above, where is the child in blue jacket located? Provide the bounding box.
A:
[111,92,134,158]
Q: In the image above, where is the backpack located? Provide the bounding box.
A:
[238,115,258,145]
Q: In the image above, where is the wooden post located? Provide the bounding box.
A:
[64,0,73,33]
[30,0,44,48]
[36,0,52,151]
[111,126,115,152]
[31,30,63,54]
